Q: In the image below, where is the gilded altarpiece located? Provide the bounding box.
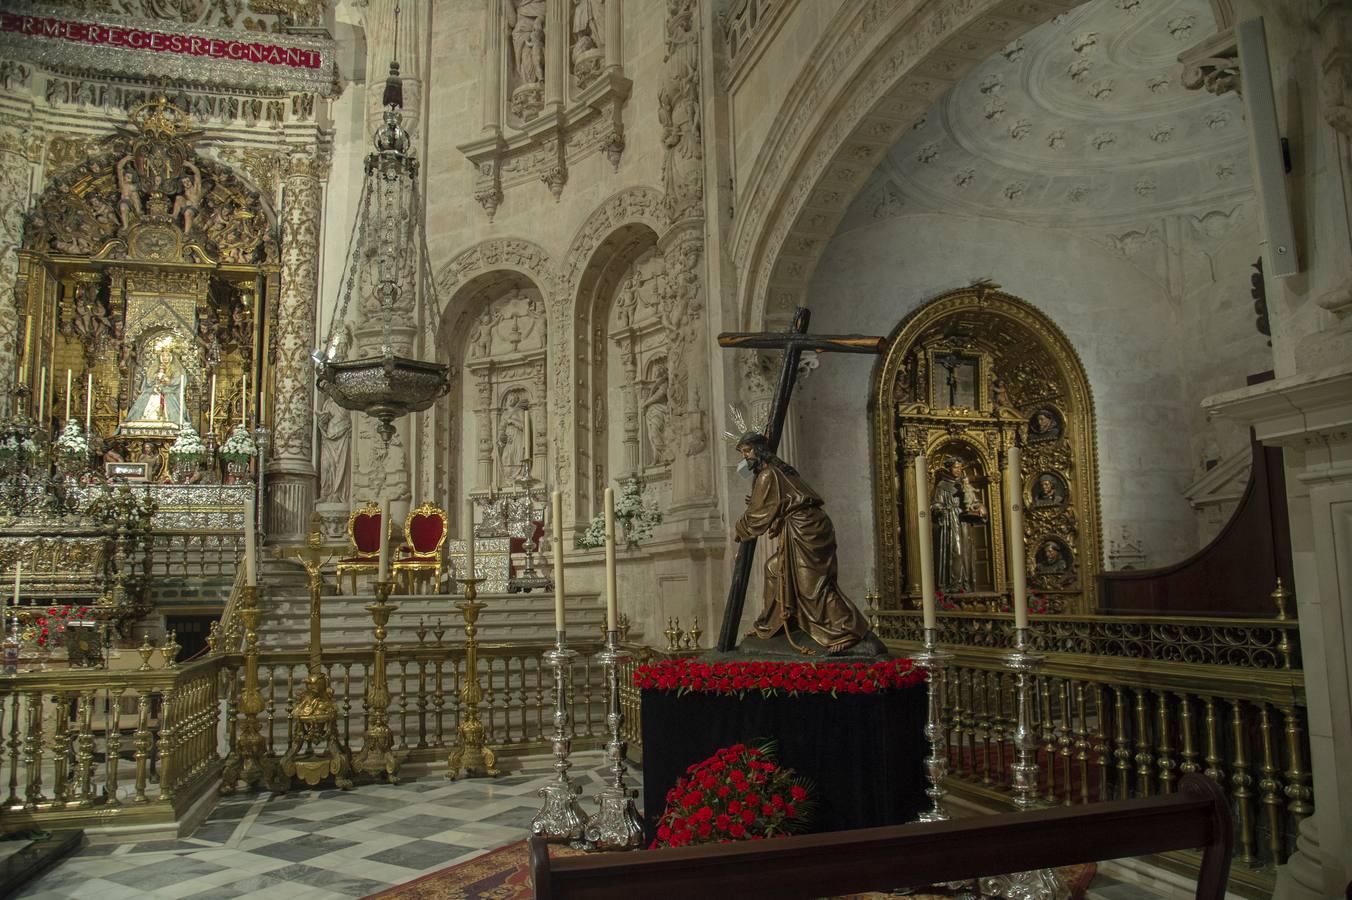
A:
[15,100,274,465]
[873,287,1102,615]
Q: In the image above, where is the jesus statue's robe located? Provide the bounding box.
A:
[735,462,870,653]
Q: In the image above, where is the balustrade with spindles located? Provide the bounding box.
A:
[878,610,1309,895]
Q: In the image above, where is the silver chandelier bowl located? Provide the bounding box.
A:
[316,353,450,444]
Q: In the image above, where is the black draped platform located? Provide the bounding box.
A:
[639,684,928,838]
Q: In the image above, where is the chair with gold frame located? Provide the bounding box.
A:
[335,501,385,594]
[393,501,449,594]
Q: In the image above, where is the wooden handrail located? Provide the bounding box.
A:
[530,773,1232,900]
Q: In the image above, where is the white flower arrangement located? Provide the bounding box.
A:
[0,434,39,457]
[169,424,207,459]
[219,424,257,461]
[576,477,663,550]
[55,420,89,458]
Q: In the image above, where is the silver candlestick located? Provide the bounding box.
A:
[581,629,643,851]
[1004,624,1044,810]
[980,624,1068,900]
[530,631,586,843]
[909,626,954,821]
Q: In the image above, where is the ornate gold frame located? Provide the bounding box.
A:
[392,501,449,593]
[871,286,1102,614]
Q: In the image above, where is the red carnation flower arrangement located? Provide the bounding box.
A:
[26,605,91,649]
[652,742,813,849]
[632,657,923,699]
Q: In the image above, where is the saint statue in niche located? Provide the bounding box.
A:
[642,361,671,466]
[126,336,185,426]
[1032,472,1067,508]
[506,0,547,86]
[317,394,352,504]
[930,456,988,593]
[497,392,532,483]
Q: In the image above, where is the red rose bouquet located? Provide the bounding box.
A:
[23,605,92,649]
[652,742,813,848]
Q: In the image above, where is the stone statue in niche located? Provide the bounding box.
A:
[930,456,987,594]
[571,0,605,86]
[497,391,532,482]
[468,308,498,360]
[658,0,702,220]
[506,0,547,120]
[1031,472,1067,508]
[642,361,671,466]
[317,394,352,504]
[1028,406,1063,443]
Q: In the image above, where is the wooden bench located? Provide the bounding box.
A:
[530,772,1232,899]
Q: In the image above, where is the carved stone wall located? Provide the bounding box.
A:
[0,113,39,416]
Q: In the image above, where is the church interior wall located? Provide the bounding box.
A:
[805,210,1217,599]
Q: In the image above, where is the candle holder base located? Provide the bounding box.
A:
[448,577,500,780]
[910,631,954,823]
[531,641,587,842]
[578,631,642,852]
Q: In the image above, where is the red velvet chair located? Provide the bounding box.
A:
[394,501,448,593]
[335,501,384,594]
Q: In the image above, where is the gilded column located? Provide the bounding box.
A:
[0,115,37,416]
[269,147,327,541]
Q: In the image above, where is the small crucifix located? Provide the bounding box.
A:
[935,351,964,409]
[715,307,886,651]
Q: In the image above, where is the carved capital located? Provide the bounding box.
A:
[1179,29,1240,97]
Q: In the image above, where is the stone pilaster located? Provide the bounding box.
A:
[267,146,327,541]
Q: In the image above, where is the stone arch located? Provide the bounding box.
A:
[435,237,557,529]
[433,256,553,533]
[554,187,667,524]
[730,0,1082,330]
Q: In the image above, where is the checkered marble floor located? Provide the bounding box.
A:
[16,751,634,900]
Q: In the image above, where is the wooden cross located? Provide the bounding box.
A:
[716,307,886,651]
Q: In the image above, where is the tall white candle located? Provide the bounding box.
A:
[914,454,937,632]
[524,409,534,476]
[36,368,45,423]
[551,491,565,634]
[12,561,20,607]
[604,486,618,632]
[84,373,92,431]
[178,378,185,426]
[1006,445,1028,629]
[464,497,476,580]
[241,372,248,425]
[208,374,217,433]
[64,369,72,421]
[377,499,390,582]
[244,496,257,586]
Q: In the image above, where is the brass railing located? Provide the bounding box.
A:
[878,610,1307,897]
[0,657,223,833]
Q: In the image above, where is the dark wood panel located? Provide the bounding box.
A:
[1097,439,1294,617]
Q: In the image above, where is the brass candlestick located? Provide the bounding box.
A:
[277,529,355,790]
[581,629,643,851]
[220,585,283,794]
[530,631,586,842]
[447,577,499,778]
[354,580,403,783]
[909,626,954,821]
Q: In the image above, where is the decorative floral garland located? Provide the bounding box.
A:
[24,605,93,649]
[633,657,924,698]
[652,742,813,848]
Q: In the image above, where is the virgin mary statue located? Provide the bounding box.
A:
[127,347,184,425]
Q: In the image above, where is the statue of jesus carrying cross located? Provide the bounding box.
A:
[717,308,888,658]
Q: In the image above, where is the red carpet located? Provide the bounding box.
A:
[365,840,1095,899]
